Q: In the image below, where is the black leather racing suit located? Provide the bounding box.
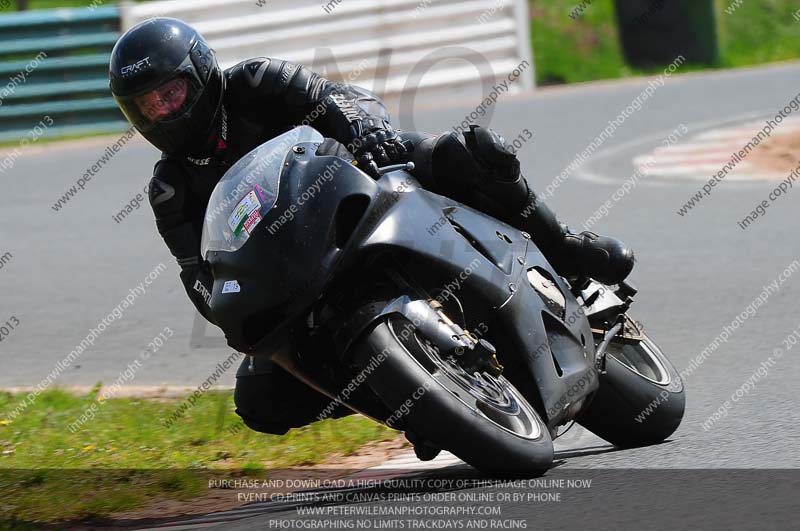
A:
[149,58,401,323]
[148,58,566,435]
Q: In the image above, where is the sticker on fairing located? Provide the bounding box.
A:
[243,209,262,235]
[222,280,241,294]
[253,184,267,203]
[228,189,262,235]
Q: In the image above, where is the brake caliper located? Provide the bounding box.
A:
[427,300,504,376]
[462,338,504,377]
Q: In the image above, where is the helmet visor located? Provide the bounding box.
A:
[115,71,203,133]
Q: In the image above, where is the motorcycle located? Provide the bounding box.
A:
[201,126,685,476]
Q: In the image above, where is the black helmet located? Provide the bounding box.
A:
[109,18,223,156]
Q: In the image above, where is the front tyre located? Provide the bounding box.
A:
[578,322,685,448]
[351,315,554,476]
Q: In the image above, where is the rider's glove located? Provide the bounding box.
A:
[352,121,407,175]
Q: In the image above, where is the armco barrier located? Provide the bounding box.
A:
[0,6,127,143]
[0,0,534,144]
[121,0,534,111]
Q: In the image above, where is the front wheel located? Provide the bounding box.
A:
[578,319,685,448]
[351,314,554,476]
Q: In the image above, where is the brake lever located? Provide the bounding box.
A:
[377,161,415,176]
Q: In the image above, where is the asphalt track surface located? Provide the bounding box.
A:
[2,63,800,519]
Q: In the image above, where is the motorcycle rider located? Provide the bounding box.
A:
[109,18,634,435]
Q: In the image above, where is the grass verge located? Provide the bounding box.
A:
[0,388,396,526]
[530,0,800,85]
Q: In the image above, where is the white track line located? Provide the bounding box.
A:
[574,111,798,185]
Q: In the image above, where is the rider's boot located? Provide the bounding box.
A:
[409,125,635,285]
[507,190,635,285]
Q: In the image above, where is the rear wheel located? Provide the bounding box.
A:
[578,318,685,448]
[351,314,554,476]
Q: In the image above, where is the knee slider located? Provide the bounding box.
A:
[431,129,517,183]
[427,131,480,194]
[464,125,520,181]
[432,131,474,173]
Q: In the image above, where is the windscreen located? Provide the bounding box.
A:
[200,126,324,255]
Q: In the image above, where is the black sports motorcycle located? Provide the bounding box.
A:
[201,126,685,475]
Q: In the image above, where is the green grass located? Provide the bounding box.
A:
[715,0,800,68]
[1,1,97,10]
[2,0,143,9]
[0,389,397,525]
[530,0,800,85]
[530,1,631,85]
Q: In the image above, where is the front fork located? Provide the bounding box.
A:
[371,296,503,377]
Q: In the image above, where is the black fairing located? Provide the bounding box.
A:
[347,176,599,427]
[207,145,379,353]
[205,129,597,428]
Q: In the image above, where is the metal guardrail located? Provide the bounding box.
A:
[0,6,127,143]
[121,0,534,107]
[0,0,534,144]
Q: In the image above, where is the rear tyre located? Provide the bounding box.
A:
[351,314,553,476]
[578,325,685,448]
